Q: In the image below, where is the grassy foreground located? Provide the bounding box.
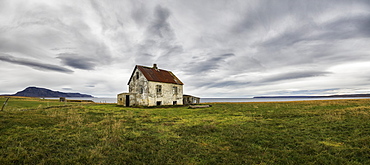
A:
[1,97,370,164]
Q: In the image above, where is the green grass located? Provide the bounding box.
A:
[1,97,370,164]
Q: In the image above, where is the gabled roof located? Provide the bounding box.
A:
[128,65,184,85]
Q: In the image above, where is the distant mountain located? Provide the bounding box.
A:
[13,87,93,97]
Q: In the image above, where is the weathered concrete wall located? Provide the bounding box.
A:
[147,81,183,106]
[117,93,125,105]
[117,93,137,106]
[128,69,150,106]
[183,95,200,105]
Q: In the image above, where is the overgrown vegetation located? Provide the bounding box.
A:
[1,96,370,164]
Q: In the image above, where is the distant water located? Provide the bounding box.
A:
[42,97,370,104]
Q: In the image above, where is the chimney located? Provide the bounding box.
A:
[153,64,158,69]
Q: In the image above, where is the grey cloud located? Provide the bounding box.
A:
[232,0,318,34]
[324,15,370,38]
[150,5,172,38]
[0,2,113,69]
[227,55,265,73]
[261,71,331,83]
[258,28,309,49]
[0,53,73,73]
[57,53,96,70]
[130,1,148,26]
[264,88,341,96]
[135,5,183,66]
[258,9,370,49]
[134,53,155,65]
[89,0,123,32]
[186,53,235,73]
[289,88,341,95]
[207,80,251,88]
[250,14,370,71]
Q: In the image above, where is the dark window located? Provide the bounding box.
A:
[140,87,144,94]
[156,85,162,95]
[156,101,162,106]
[173,86,178,95]
[173,101,177,105]
[136,72,139,79]
[138,85,144,94]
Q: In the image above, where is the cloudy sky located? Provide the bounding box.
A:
[1,0,370,98]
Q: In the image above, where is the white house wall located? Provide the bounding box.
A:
[117,93,137,106]
[147,81,183,106]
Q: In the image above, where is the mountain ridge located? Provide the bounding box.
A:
[11,87,93,97]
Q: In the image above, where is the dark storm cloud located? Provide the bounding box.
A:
[197,70,331,89]
[0,53,73,73]
[134,5,183,67]
[261,71,331,83]
[186,53,235,73]
[324,15,370,38]
[261,14,370,49]
[149,5,172,38]
[57,53,96,70]
[130,1,148,26]
[207,80,251,88]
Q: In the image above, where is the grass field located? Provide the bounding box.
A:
[1,96,369,164]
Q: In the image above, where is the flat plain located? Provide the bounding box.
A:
[1,96,369,164]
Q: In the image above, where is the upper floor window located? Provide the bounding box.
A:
[156,85,162,95]
[138,85,144,94]
[173,86,178,95]
[136,72,139,79]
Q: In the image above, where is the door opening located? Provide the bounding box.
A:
[156,101,162,106]
[125,95,130,107]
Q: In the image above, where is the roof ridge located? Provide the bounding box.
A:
[137,65,170,72]
[129,65,183,85]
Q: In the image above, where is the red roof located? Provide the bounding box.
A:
[128,65,184,85]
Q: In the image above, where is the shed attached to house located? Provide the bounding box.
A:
[183,95,200,105]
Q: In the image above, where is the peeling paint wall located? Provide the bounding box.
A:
[183,95,200,105]
[117,93,125,105]
[117,93,137,106]
[128,69,149,106]
[147,81,183,106]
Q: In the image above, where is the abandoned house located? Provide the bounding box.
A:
[117,64,200,106]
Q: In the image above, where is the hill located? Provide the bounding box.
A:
[12,87,93,97]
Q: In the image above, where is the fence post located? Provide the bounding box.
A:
[1,97,10,111]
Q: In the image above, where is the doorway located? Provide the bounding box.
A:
[125,95,130,107]
[156,101,162,106]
